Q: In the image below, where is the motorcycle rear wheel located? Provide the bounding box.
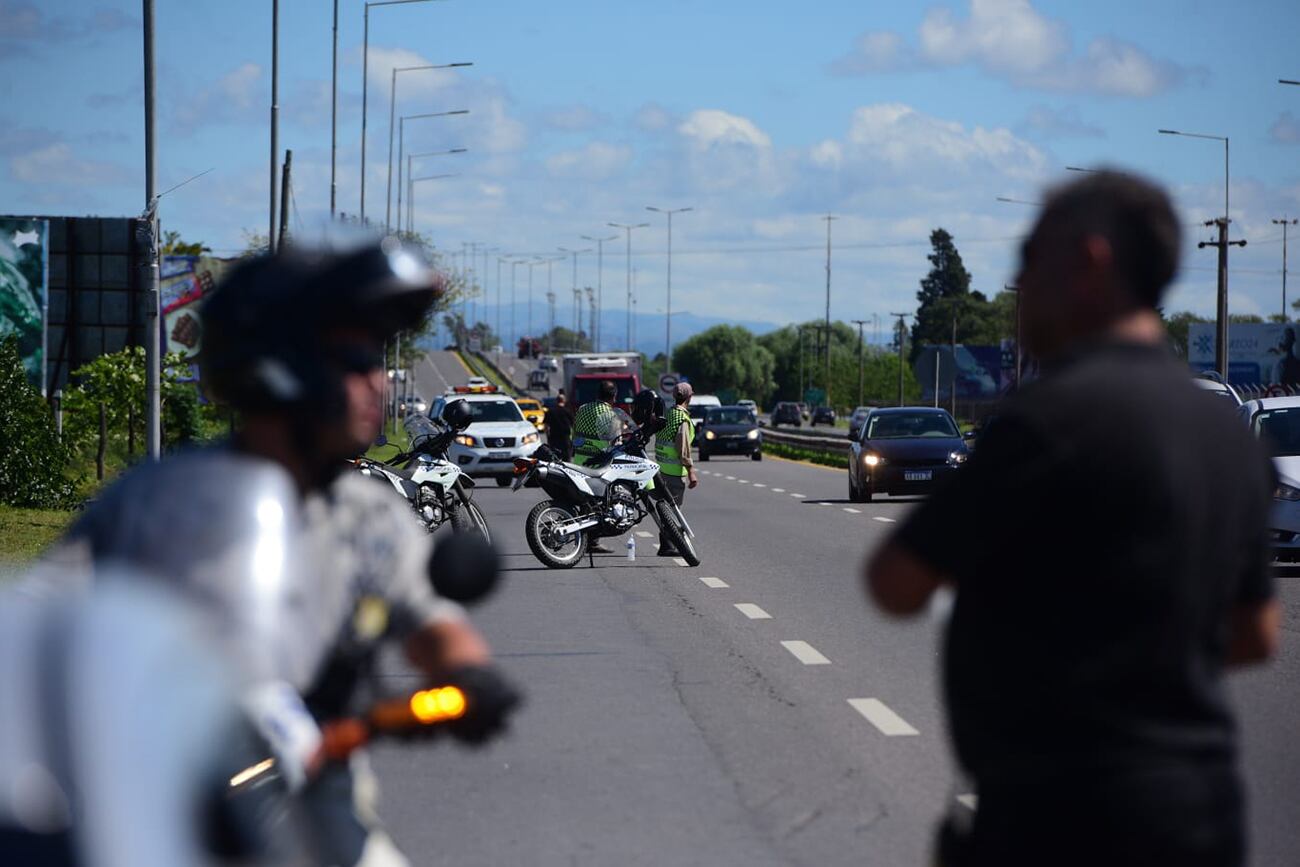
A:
[526,500,587,569]
[655,500,700,567]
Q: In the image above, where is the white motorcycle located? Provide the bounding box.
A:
[510,420,699,568]
[351,408,491,541]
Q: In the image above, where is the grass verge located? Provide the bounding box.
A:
[456,350,521,396]
[0,505,74,567]
[762,439,846,470]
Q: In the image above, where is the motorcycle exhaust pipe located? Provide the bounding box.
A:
[551,516,600,538]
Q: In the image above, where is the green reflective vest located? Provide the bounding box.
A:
[572,401,618,466]
[655,405,694,476]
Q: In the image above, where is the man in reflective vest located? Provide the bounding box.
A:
[572,380,626,552]
[654,382,699,556]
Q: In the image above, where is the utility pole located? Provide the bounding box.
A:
[586,287,596,350]
[797,326,806,401]
[950,316,958,417]
[495,256,505,356]
[572,288,582,338]
[609,222,648,351]
[851,319,868,407]
[890,313,908,407]
[142,0,160,459]
[546,291,556,352]
[1274,218,1297,319]
[330,0,338,219]
[269,0,279,251]
[647,206,693,370]
[277,150,292,249]
[582,233,618,352]
[1199,219,1247,379]
[823,215,836,407]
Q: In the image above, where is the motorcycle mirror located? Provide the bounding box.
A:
[644,416,667,436]
[427,533,501,604]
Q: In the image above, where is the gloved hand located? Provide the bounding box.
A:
[444,665,523,746]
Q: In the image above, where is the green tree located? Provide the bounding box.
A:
[1162,311,1209,358]
[0,336,78,507]
[911,229,978,361]
[674,325,775,400]
[161,231,211,256]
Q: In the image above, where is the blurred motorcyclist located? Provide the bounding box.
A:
[37,240,516,866]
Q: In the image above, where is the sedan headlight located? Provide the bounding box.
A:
[1275,483,1300,501]
[455,434,477,447]
[948,450,968,466]
[521,432,539,445]
[746,429,759,440]
[863,453,882,467]
[704,430,716,440]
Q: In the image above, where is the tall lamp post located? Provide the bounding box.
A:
[851,318,868,407]
[397,109,468,229]
[581,233,619,351]
[385,62,472,230]
[646,206,693,370]
[609,222,649,351]
[1158,128,1235,379]
[406,173,456,236]
[557,247,590,342]
[1273,218,1298,319]
[359,0,436,223]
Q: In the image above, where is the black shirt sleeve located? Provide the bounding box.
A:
[1234,451,1276,606]
[894,413,1063,582]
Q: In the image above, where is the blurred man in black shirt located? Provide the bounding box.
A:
[866,171,1279,867]
[545,393,573,459]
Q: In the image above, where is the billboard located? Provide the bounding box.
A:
[0,218,49,393]
[1188,322,1300,385]
[160,255,230,360]
[917,344,1016,401]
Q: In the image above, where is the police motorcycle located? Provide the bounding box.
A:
[510,392,700,569]
[350,399,492,541]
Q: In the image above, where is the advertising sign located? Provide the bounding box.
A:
[160,255,230,360]
[0,218,49,393]
[1188,322,1300,385]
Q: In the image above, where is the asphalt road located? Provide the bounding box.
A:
[377,350,1300,866]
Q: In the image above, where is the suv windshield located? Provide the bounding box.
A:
[707,408,756,425]
[468,399,525,423]
[865,412,959,439]
[1255,408,1300,456]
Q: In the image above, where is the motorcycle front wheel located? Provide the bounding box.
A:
[525,500,587,569]
[655,500,700,567]
[451,499,492,544]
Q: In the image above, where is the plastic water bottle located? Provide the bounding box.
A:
[626,535,636,561]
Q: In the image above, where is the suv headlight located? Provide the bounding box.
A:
[864,453,882,467]
[455,434,477,447]
[1275,483,1300,501]
[948,451,968,466]
[704,430,716,440]
[521,432,539,445]
[747,429,759,440]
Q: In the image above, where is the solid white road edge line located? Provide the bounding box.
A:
[781,640,831,665]
[734,603,772,620]
[699,576,729,588]
[847,698,919,736]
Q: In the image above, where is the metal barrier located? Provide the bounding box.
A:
[760,427,852,456]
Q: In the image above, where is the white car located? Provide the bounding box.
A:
[429,392,541,485]
[538,356,559,372]
[1193,374,1241,407]
[1239,396,1300,562]
[465,376,491,390]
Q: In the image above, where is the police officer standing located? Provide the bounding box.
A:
[572,380,631,552]
[653,382,698,557]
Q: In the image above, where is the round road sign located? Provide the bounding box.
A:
[659,373,679,392]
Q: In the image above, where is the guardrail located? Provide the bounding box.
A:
[760,426,852,456]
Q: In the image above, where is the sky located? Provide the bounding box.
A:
[3,0,1300,350]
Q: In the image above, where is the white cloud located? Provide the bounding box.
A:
[1019,104,1105,139]
[1270,112,1300,145]
[545,141,633,179]
[678,109,772,150]
[10,142,130,186]
[540,105,605,131]
[168,63,263,133]
[832,0,1186,97]
[634,103,674,132]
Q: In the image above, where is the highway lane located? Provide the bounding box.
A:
[380,353,1300,865]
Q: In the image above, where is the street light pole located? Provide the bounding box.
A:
[822,214,836,407]
[385,62,472,230]
[142,0,161,458]
[582,233,618,352]
[609,222,649,351]
[851,318,868,407]
[557,247,590,341]
[1274,218,1298,319]
[646,206,693,371]
[890,313,908,406]
[1159,128,1233,378]
[397,109,468,233]
[269,0,279,251]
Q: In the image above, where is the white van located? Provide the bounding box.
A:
[687,394,722,428]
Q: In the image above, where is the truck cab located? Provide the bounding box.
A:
[562,353,642,411]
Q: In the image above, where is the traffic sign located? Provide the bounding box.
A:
[659,373,679,392]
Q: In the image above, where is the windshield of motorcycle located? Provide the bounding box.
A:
[404,414,443,449]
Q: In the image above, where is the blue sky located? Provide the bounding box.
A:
[4,0,1299,346]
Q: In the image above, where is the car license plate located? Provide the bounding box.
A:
[904,470,932,481]
[489,451,510,459]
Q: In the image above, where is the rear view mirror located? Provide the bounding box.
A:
[427,534,501,604]
[644,416,667,436]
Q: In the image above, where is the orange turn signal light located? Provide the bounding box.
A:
[409,686,468,724]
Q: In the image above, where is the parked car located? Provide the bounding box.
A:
[428,392,542,486]
[848,407,969,502]
[811,406,837,426]
[699,406,762,461]
[1239,396,1300,561]
[847,406,871,439]
[770,402,802,427]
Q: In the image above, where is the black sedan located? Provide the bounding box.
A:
[698,406,762,461]
[847,407,968,502]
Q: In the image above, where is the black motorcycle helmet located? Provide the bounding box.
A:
[200,239,442,415]
[630,388,664,427]
[440,398,474,431]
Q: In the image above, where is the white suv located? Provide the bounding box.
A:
[430,392,541,485]
[1239,395,1300,562]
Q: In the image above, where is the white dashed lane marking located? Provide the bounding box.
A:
[753,483,766,488]
[790,493,805,499]
[734,603,772,620]
[957,794,978,811]
[781,640,831,665]
[737,479,749,485]
[873,516,896,523]
[673,557,688,567]
[635,531,653,538]
[726,475,736,480]
[843,507,861,514]
[848,698,919,736]
[772,488,785,493]
[698,576,729,588]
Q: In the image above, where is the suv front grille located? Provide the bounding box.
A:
[481,437,516,448]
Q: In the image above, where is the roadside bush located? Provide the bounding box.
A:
[0,337,79,508]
